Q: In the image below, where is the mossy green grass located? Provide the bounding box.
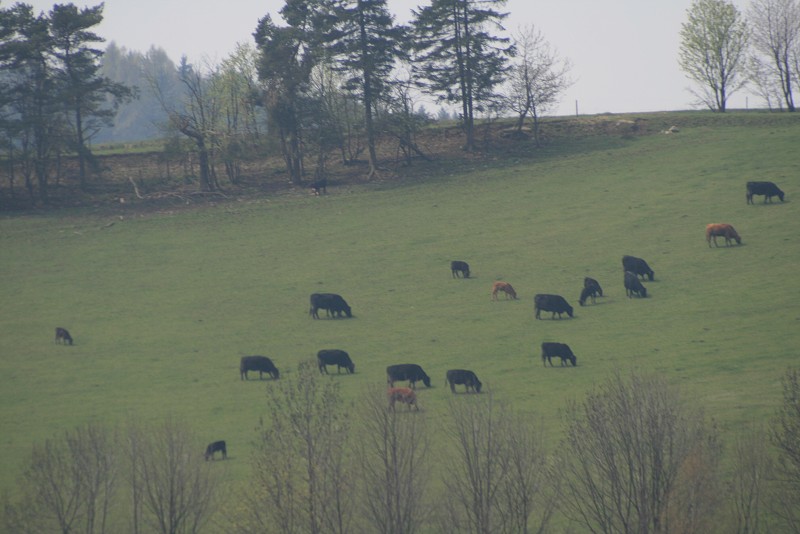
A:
[1,112,798,497]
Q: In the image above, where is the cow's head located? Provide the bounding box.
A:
[474,380,483,393]
[566,305,574,318]
[569,355,577,366]
[343,305,352,318]
[647,271,654,281]
[422,375,431,388]
[347,362,355,374]
[778,190,785,201]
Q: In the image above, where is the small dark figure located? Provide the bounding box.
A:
[450,260,470,278]
[204,440,227,460]
[310,177,327,196]
[55,327,73,345]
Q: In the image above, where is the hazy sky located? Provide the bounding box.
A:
[22,0,755,116]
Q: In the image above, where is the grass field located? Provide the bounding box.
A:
[1,111,798,515]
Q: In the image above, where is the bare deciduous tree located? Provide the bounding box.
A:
[439,394,553,534]
[3,422,118,534]
[748,0,800,111]
[557,372,722,534]
[357,384,431,534]
[505,25,572,145]
[127,416,219,534]
[770,368,800,532]
[728,425,772,534]
[244,360,354,534]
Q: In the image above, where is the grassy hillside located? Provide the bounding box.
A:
[1,112,798,512]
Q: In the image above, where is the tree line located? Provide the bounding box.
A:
[2,0,799,206]
[3,365,800,533]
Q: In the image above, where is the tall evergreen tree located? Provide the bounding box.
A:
[411,0,513,151]
[330,0,404,178]
[49,3,132,187]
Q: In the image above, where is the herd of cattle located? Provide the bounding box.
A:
[54,180,785,457]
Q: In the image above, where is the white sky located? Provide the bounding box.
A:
[21,0,756,116]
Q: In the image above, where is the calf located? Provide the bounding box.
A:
[309,293,352,319]
[450,260,470,279]
[55,327,73,345]
[541,342,577,367]
[204,440,227,461]
[240,355,280,380]
[746,181,784,204]
[386,364,432,389]
[622,255,654,281]
[624,271,647,298]
[388,387,419,411]
[317,349,355,374]
[706,223,742,247]
[491,281,517,300]
[445,369,483,393]
[534,294,574,320]
[584,277,603,296]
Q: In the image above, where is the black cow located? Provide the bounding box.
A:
[240,355,280,380]
[204,440,227,461]
[746,181,784,204]
[317,349,355,374]
[387,364,432,389]
[309,293,352,319]
[310,177,327,196]
[622,255,654,281]
[624,271,647,298]
[450,260,470,278]
[534,294,574,319]
[541,342,577,367]
[55,327,73,345]
[445,369,482,393]
[579,277,603,306]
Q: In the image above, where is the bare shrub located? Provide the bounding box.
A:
[770,368,800,532]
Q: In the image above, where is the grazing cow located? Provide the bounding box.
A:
[309,293,352,319]
[622,255,654,281]
[388,387,419,411]
[624,271,647,298]
[445,369,483,393]
[541,342,577,367]
[747,181,784,204]
[706,223,742,247]
[317,349,355,374]
[534,294,574,320]
[579,278,603,306]
[451,260,470,278]
[240,355,280,380]
[491,281,518,300]
[204,440,227,461]
[310,177,327,196]
[386,364,432,389]
[55,327,73,345]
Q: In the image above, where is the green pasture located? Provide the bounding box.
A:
[1,112,798,501]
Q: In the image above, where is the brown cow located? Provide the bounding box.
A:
[491,281,518,300]
[387,387,419,411]
[706,223,742,247]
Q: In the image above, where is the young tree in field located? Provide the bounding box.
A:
[49,2,132,188]
[748,0,800,111]
[244,360,354,534]
[679,0,749,111]
[330,0,404,179]
[357,384,431,534]
[411,0,513,151]
[770,368,800,532]
[557,372,723,534]
[504,24,572,145]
